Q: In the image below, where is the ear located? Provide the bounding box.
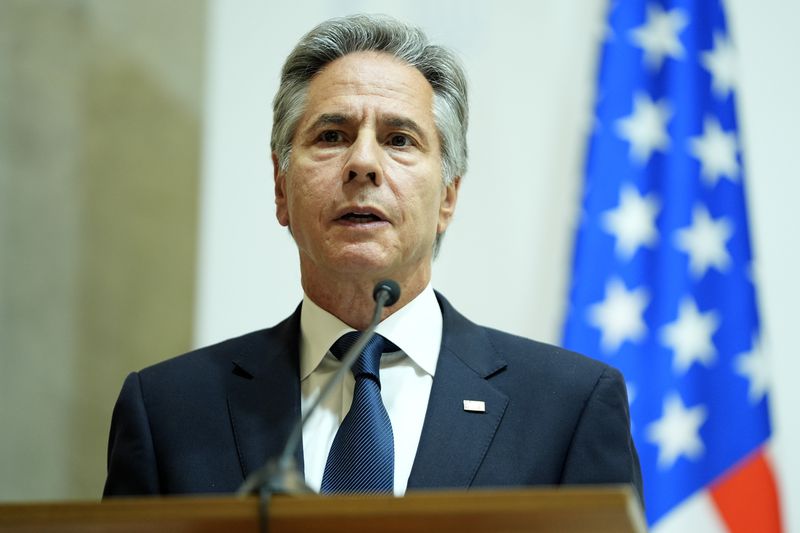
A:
[273,153,290,227]
[437,176,461,234]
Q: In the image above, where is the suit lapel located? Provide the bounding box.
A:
[407,294,508,489]
[226,305,304,481]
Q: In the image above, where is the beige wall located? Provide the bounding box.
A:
[0,0,206,500]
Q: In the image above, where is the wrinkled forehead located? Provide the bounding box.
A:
[301,51,436,127]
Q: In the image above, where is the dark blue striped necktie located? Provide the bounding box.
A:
[320,331,396,494]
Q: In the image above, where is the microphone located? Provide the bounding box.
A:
[373,279,400,307]
[237,279,402,496]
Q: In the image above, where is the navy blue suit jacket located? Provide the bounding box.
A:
[103,293,642,500]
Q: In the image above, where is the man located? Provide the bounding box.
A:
[104,14,642,501]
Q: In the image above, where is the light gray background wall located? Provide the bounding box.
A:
[196,0,799,531]
[0,0,205,501]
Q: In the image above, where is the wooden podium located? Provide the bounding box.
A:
[0,486,646,533]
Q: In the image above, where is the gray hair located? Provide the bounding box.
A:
[271,14,469,186]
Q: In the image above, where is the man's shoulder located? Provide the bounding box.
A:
[137,306,302,382]
[436,291,616,385]
[481,325,614,381]
[139,328,266,375]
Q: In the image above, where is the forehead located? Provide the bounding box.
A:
[301,51,436,128]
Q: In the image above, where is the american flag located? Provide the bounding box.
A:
[562,1,783,530]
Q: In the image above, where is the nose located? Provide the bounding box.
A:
[343,133,383,186]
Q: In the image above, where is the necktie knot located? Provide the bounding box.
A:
[330,331,398,381]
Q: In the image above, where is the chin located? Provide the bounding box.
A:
[329,252,393,276]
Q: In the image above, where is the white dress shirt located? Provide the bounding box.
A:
[299,284,442,496]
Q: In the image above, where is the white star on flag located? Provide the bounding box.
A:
[735,337,770,404]
[588,278,650,353]
[602,185,661,259]
[646,393,708,469]
[674,204,733,279]
[661,297,720,374]
[701,32,737,99]
[616,92,672,164]
[629,4,689,70]
[689,116,739,186]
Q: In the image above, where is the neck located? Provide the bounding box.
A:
[300,263,430,331]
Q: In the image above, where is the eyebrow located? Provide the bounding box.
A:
[384,117,428,143]
[306,113,349,131]
[305,113,429,143]
[319,113,348,125]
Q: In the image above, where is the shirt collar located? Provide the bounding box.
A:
[299,284,442,380]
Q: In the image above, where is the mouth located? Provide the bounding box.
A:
[335,206,389,225]
[340,212,384,223]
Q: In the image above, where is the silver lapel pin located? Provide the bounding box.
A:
[463,400,486,413]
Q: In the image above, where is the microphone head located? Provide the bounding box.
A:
[373,279,401,307]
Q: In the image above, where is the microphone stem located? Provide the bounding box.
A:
[235,289,393,495]
[277,290,389,471]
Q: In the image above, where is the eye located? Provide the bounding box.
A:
[388,134,413,147]
[319,130,344,143]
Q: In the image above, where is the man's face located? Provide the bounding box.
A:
[275,51,459,286]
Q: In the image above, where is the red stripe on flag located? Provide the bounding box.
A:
[710,449,782,533]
